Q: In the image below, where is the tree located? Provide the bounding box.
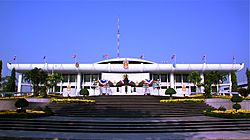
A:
[80,88,89,97]
[24,67,48,96]
[246,68,250,92]
[0,60,2,89]
[3,68,16,92]
[231,71,238,92]
[165,88,176,99]
[238,88,248,97]
[231,94,243,111]
[15,98,29,113]
[188,71,202,93]
[203,71,227,98]
[46,72,63,93]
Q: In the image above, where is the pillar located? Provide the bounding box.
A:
[170,72,174,88]
[228,73,232,93]
[59,81,63,94]
[17,74,22,92]
[200,73,204,93]
[76,73,81,95]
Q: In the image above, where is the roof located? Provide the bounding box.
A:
[95,57,155,64]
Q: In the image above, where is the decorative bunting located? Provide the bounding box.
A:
[143,79,154,86]
[98,79,110,86]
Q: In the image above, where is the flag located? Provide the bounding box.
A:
[202,55,206,63]
[233,56,236,64]
[72,54,76,59]
[171,54,176,68]
[140,54,144,59]
[13,55,16,61]
[102,54,109,59]
[171,54,175,60]
[43,56,46,60]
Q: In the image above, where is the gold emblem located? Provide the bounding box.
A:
[123,59,129,69]
[75,62,79,68]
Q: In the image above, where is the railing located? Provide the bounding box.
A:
[0,92,32,97]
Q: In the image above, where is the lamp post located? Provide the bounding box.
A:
[92,79,97,95]
[143,83,149,95]
[156,79,160,96]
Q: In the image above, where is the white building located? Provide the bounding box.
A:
[7,57,244,96]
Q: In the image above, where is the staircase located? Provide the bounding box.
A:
[0,96,249,137]
[0,118,250,133]
[48,95,211,118]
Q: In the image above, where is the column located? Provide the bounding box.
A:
[228,73,232,93]
[76,73,81,95]
[200,73,204,93]
[59,81,63,94]
[17,74,22,92]
[170,72,174,88]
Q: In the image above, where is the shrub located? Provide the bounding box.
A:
[15,98,29,113]
[165,88,176,99]
[43,106,53,115]
[231,94,243,111]
[80,88,89,97]
[233,104,241,111]
[218,106,226,111]
[238,88,249,97]
[231,94,243,103]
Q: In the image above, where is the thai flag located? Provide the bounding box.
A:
[98,79,110,86]
[102,54,109,59]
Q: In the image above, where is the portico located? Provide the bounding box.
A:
[7,57,244,96]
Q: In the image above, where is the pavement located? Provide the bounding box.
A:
[0,130,249,140]
[0,116,249,140]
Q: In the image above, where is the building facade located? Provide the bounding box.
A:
[7,58,244,96]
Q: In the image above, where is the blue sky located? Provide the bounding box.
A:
[0,0,249,82]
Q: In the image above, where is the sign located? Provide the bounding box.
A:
[182,84,186,92]
[75,62,79,68]
[123,59,129,69]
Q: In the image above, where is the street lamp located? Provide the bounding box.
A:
[155,79,160,96]
[92,79,97,95]
[143,83,149,95]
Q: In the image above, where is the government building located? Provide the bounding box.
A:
[7,57,244,96]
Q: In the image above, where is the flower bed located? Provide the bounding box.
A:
[50,98,96,104]
[0,109,52,118]
[160,99,204,103]
[204,109,250,119]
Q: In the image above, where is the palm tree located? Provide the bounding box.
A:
[46,72,63,93]
[203,71,227,97]
[188,71,202,93]
[24,67,48,96]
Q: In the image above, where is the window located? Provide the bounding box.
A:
[92,74,99,81]
[212,86,217,92]
[161,86,167,89]
[183,74,189,82]
[175,74,182,83]
[191,86,196,92]
[153,74,159,81]
[161,74,168,82]
[55,86,60,92]
[62,74,68,82]
[69,74,76,82]
[84,74,90,82]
